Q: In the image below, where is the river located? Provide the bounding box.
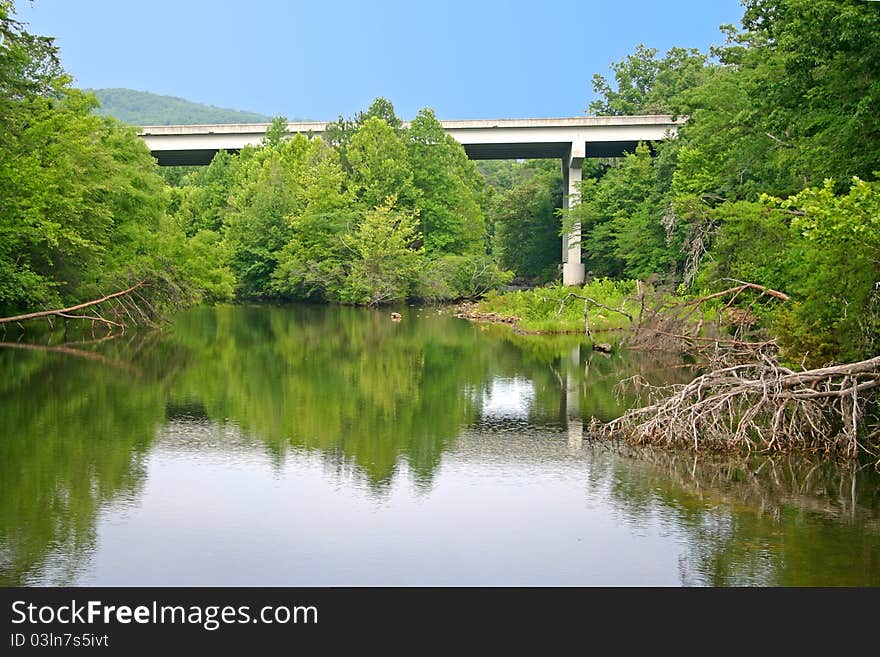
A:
[1,305,878,585]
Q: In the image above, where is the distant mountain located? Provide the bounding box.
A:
[88,88,286,126]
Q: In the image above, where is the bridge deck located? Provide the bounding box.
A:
[140,115,682,166]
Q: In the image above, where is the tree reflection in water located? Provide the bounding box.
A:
[1,305,877,585]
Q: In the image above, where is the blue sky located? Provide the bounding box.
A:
[16,0,745,120]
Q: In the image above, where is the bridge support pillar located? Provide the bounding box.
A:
[562,143,585,286]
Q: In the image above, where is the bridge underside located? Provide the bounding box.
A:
[463,140,641,160]
[148,138,645,287]
[142,116,681,286]
[151,140,643,167]
[155,149,226,167]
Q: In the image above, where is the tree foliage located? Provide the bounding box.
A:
[589,45,710,116]
[407,108,486,255]
[0,3,230,314]
[488,160,563,282]
[170,101,508,305]
[0,1,511,314]
[339,197,424,305]
[563,0,880,363]
[768,179,880,362]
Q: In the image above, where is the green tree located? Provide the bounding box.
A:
[271,139,354,301]
[360,96,402,130]
[667,0,880,203]
[0,0,64,138]
[417,254,513,301]
[262,115,290,147]
[736,0,880,187]
[170,149,239,235]
[770,178,880,362]
[224,134,320,298]
[490,160,563,281]
[322,97,403,174]
[590,45,710,116]
[476,160,523,191]
[0,88,169,311]
[0,1,233,313]
[407,108,486,254]
[339,196,424,305]
[562,144,684,281]
[347,116,419,211]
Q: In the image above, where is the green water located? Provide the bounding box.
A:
[1,305,878,585]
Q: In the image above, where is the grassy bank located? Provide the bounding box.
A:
[463,279,640,334]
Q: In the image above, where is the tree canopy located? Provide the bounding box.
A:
[170,101,508,305]
[559,0,880,363]
[0,1,510,315]
[0,1,232,315]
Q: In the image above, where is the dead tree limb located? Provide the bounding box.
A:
[0,282,146,327]
[637,327,777,349]
[590,354,880,462]
[627,280,790,359]
[684,282,790,306]
[551,292,633,340]
[55,313,124,329]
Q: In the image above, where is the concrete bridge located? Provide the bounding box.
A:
[140,115,682,285]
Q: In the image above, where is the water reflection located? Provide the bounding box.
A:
[0,305,878,585]
[586,445,880,585]
[0,344,162,585]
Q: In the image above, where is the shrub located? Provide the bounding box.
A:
[417,255,513,302]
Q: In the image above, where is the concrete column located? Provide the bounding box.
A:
[562,142,585,286]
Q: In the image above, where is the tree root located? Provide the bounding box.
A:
[590,354,880,463]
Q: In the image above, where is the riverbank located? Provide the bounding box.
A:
[453,281,880,464]
[452,279,640,335]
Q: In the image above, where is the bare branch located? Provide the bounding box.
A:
[0,282,146,325]
[591,354,880,462]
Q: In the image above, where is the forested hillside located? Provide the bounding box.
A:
[89,88,275,125]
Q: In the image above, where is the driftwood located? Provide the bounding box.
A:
[589,280,880,463]
[590,354,880,463]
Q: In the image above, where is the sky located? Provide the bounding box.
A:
[15,0,745,121]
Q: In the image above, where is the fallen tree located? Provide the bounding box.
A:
[0,274,195,337]
[626,279,789,360]
[0,282,145,332]
[590,353,880,463]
